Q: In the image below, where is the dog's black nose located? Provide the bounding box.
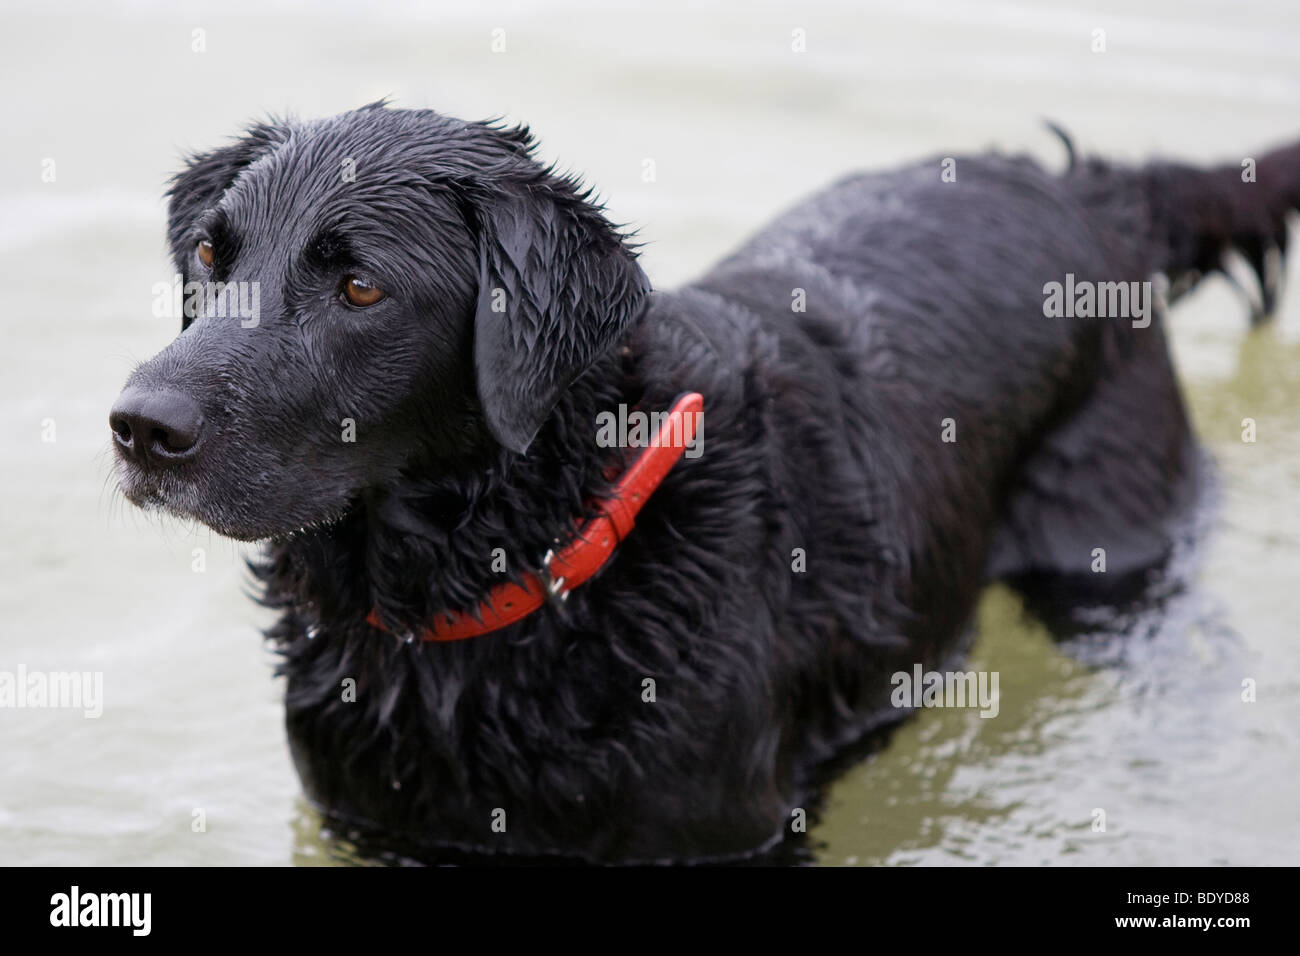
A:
[110,388,204,464]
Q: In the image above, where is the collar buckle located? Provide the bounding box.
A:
[540,548,569,604]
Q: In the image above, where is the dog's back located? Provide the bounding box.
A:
[620,140,1298,807]
[681,141,1297,585]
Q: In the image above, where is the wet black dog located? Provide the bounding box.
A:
[111,104,1299,862]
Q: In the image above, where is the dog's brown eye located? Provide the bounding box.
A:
[196,240,215,268]
[342,276,385,308]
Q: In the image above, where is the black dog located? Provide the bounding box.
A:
[111,104,1299,863]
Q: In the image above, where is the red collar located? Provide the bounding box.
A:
[367,392,704,642]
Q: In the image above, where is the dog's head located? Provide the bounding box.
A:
[110,104,648,540]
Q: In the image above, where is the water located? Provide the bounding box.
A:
[2,0,1298,865]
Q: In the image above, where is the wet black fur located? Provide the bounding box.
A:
[114,104,1300,862]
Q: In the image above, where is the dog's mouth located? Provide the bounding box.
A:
[114,453,209,525]
[113,440,354,543]
[115,454,182,507]
[121,482,169,511]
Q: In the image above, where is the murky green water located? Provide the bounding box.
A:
[3,0,1298,865]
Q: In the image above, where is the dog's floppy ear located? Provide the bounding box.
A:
[470,172,650,454]
[166,121,291,324]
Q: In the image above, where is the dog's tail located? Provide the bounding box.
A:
[1064,132,1300,321]
[1141,140,1300,319]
